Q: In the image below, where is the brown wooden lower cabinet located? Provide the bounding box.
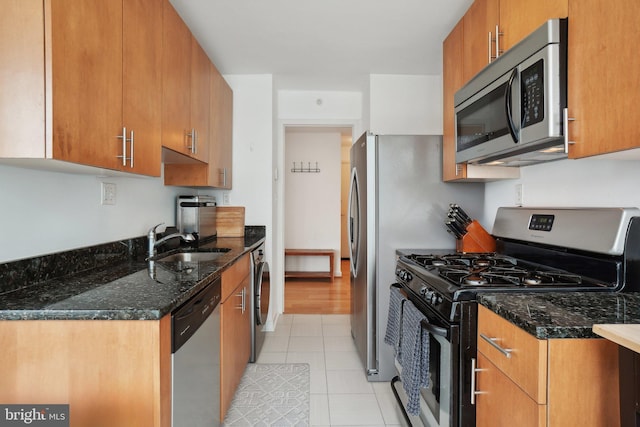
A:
[476,352,545,427]
[0,253,253,427]
[220,253,252,420]
[0,317,172,427]
[476,305,620,427]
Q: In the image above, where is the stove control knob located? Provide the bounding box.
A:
[399,270,412,282]
[430,294,443,305]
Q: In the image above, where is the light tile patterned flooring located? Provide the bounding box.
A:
[255,314,403,426]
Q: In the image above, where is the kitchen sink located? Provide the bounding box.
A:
[157,248,230,263]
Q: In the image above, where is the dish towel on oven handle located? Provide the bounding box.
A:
[400,300,430,416]
[384,285,406,359]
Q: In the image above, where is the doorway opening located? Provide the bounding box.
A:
[283,126,353,314]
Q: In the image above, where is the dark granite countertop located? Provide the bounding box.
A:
[478,292,640,339]
[0,226,265,321]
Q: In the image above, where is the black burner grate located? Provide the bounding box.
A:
[406,253,584,287]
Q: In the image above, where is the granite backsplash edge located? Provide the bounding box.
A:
[0,225,265,295]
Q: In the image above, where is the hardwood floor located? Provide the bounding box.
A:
[284,259,351,314]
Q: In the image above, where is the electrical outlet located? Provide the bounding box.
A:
[101,182,116,205]
[515,183,524,206]
[222,192,230,206]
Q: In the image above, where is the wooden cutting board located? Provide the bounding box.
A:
[216,206,245,237]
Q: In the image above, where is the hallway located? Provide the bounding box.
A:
[284,260,351,314]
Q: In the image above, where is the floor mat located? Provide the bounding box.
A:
[223,363,310,426]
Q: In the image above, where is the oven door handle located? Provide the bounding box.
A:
[390,376,414,427]
[421,319,449,339]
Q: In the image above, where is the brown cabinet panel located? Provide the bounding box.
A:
[164,62,233,188]
[161,0,192,156]
[0,0,46,158]
[547,338,620,426]
[122,0,163,176]
[0,317,171,426]
[462,0,499,82]
[477,306,621,427]
[477,305,547,403]
[161,0,213,164]
[209,63,234,188]
[190,39,211,163]
[220,255,251,421]
[1,0,162,176]
[221,253,250,301]
[442,19,466,181]
[567,0,640,158]
[50,0,123,169]
[476,353,545,427]
[499,0,568,51]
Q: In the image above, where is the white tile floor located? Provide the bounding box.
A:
[256,314,403,426]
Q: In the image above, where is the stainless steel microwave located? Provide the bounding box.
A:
[454,18,568,166]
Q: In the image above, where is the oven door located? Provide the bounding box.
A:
[390,298,459,427]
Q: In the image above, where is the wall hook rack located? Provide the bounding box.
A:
[291,161,320,173]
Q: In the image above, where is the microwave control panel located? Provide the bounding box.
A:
[521,59,545,128]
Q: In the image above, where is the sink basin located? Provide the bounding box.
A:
[157,248,230,263]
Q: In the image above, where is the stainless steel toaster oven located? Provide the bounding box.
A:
[176,195,217,241]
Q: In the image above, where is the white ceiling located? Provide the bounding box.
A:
[169,0,473,91]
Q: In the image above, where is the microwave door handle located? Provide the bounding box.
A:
[505,68,519,143]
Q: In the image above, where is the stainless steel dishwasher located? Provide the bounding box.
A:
[172,277,221,427]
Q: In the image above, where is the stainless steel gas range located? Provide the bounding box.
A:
[389,207,640,427]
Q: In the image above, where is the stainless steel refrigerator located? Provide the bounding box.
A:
[348,132,484,381]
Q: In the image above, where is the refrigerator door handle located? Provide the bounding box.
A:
[348,167,360,278]
[350,217,354,243]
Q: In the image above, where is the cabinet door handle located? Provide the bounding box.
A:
[470,357,487,404]
[116,127,127,166]
[186,128,196,154]
[489,25,503,63]
[129,129,134,168]
[117,127,133,166]
[563,108,576,153]
[495,25,502,58]
[480,333,512,358]
[236,287,246,313]
[193,128,197,155]
[219,168,227,187]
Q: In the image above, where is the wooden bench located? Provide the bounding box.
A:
[284,249,334,280]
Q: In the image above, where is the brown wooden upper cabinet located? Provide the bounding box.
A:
[162,0,210,164]
[462,0,499,83]
[164,60,233,189]
[463,0,568,82]
[1,0,163,176]
[164,62,234,188]
[566,0,640,159]
[208,63,234,189]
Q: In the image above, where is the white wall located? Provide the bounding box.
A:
[284,130,342,274]
[484,157,640,227]
[370,74,443,135]
[0,164,183,263]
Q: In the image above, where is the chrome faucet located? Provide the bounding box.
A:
[147,223,196,259]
